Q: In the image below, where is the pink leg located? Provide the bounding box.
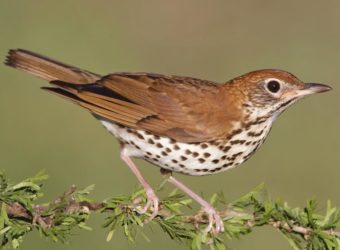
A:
[167,176,224,234]
[120,147,159,222]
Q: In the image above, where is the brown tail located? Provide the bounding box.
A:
[4,49,101,84]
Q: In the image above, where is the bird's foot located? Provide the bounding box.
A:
[133,188,159,223]
[202,206,224,234]
[166,175,224,234]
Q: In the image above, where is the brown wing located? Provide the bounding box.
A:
[100,73,240,142]
[47,73,240,142]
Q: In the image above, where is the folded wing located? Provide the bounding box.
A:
[6,49,238,143]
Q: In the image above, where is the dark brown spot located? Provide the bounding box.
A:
[202,168,209,172]
[169,138,176,144]
[147,138,155,144]
[180,156,187,161]
[135,145,141,150]
[172,159,178,163]
[146,152,152,156]
[120,139,127,144]
[179,164,185,168]
[200,143,208,149]
[244,116,269,129]
[247,129,264,137]
[223,146,231,152]
[198,158,205,163]
[227,128,243,140]
[174,145,180,150]
[145,131,152,135]
[255,116,269,123]
[230,140,246,145]
[156,143,163,148]
[247,132,256,137]
[245,141,252,146]
[156,155,161,158]
[165,147,171,153]
[192,152,199,157]
[153,135,160,140]
[137,133,145,140]
[185,149,192,155]
[212,159,220,164]
[232,152,242,158]
[161,151,168,156]
[203,152,211,158]
[152,158,158,161]
[223,163,232,168]
[210,167,222,173]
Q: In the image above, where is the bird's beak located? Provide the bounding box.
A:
[295,83,332,97]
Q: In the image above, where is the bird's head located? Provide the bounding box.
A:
[230,69,332,119]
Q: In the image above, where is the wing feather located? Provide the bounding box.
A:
[44,72,241,142]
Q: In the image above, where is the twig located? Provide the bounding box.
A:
[4,188,340,239]
[1,172,339,249]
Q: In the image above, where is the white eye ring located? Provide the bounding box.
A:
[265,78,282,94]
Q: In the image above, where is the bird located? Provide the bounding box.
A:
[4,49,331,234]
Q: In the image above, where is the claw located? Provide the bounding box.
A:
[167,176,224,234]
[202,207,224,234]
[135,188,159,223]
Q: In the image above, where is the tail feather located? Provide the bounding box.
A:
[5,49,101,84]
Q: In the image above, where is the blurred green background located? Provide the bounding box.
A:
[0,1,339,249]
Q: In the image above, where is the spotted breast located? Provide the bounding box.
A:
[99,113,273,176]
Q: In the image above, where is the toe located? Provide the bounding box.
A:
[214,213,224,233]
[203,213,214,233]
[202,208,224,234]
[142,189,159,223]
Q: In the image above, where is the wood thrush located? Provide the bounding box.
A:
[4,49,331,233]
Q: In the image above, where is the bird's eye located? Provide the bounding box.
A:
[266,80,281,93]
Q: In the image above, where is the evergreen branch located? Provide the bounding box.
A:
[0,171,339,249]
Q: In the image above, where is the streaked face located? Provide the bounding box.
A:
[235,70,332,117]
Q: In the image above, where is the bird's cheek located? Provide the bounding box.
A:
[281,90,300,100]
